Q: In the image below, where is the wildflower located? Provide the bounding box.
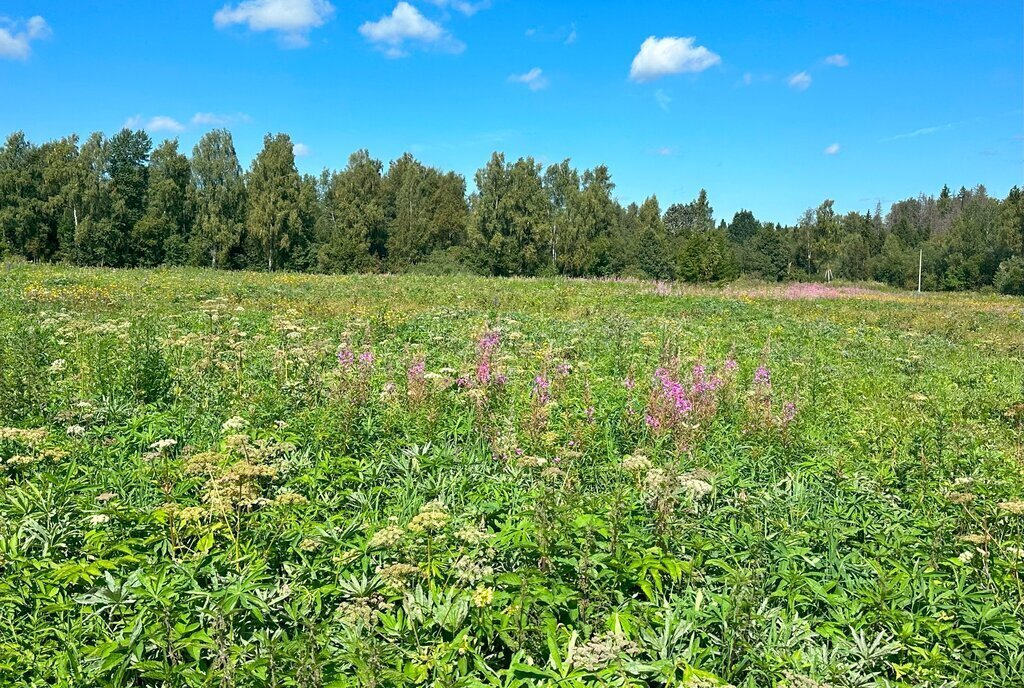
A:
[571,632,639,671]
[6,454,38,467]
[958,550,975,563]
[998,500,1024,515]
[149,438,177,452]
[532,374,551,404]
[178,506,206,524]
[299,538,320,552]
[622,376,636,390]
[475,360,491,385]
[274,492,309,506]
[96,492,117,503]
[477,330,500,354]
[947,491,976,505]
[367,525,405,549]
[754,366,771,386]
[66,424,86,437]
[88,514,110,526]
[471,585,495,608]
[680,476,713,501]
[408,500,449,533]
[359,350,375,367]
[960,534,992,545]
[541,466,565,481]
[376,563,422,589]
[455,525,489,545]
[337,347,355,367]
[621,454,652,473]
[0,427,47,445]
[515,455,547,469]
[49,359,67,373]
[222,416,248,432]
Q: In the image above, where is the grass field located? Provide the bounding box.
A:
[1,263,1022,687]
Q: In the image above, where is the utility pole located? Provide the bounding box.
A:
[917,249,923,294]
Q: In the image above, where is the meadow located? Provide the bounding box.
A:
[0,263,1022,687]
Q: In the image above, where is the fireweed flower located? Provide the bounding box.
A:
[359,350,374,367]
[477,330,500,354]
[337,347,355,368]
[476,360,491,385]
[533,375,551,404]
[754,366,771,386]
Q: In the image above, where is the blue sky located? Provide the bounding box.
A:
[1,0,1021,223]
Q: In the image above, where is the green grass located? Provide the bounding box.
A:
[0,263,1022,687]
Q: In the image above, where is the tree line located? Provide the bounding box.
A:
[1,128,1022,294]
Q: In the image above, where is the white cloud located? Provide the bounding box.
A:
[147,116,186,133]
[882,123,955,142]
[564,23,577,45]
[655,88,671,111]
[214,0,335,48]
[191,112,252,127]
[0,15,51,60]
[629,36,720,82]
[123,115,185,133]
[426,0,490,16]
[293,142,311,156]
[508,67,548,91]
[823,143,841,155]
[788,71,812,90]
[655,146,674,156]
[824,54,848,67]
[360,2,462,57]
[525,23,577,45]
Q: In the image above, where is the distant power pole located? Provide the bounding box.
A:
[917,249,923,294]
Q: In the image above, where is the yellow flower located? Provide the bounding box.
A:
[471,585,494,608]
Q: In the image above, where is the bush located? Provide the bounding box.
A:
[995,256,1024,295]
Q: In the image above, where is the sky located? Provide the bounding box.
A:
[1,0,1021,223]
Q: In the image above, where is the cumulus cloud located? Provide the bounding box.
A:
[123,115,186,133]
[508,67,548,91]
[824,54,849,67]
[788,71,812,90]
[0,15,51,60]
[629,36,720,82]
[823,143,841,155]
[214,0,335,48]
[360,2,463,57]
[292,142,311,156]
[147,116,186,133]
[191,112,252,127]
[426,0,490,16]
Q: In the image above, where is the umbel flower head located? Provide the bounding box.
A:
[408,500,449,533]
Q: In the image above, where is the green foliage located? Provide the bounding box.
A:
[995,256,1024,295]
[0,128,1020,293]
[247,133,303,271]
[1,264,1022,685]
